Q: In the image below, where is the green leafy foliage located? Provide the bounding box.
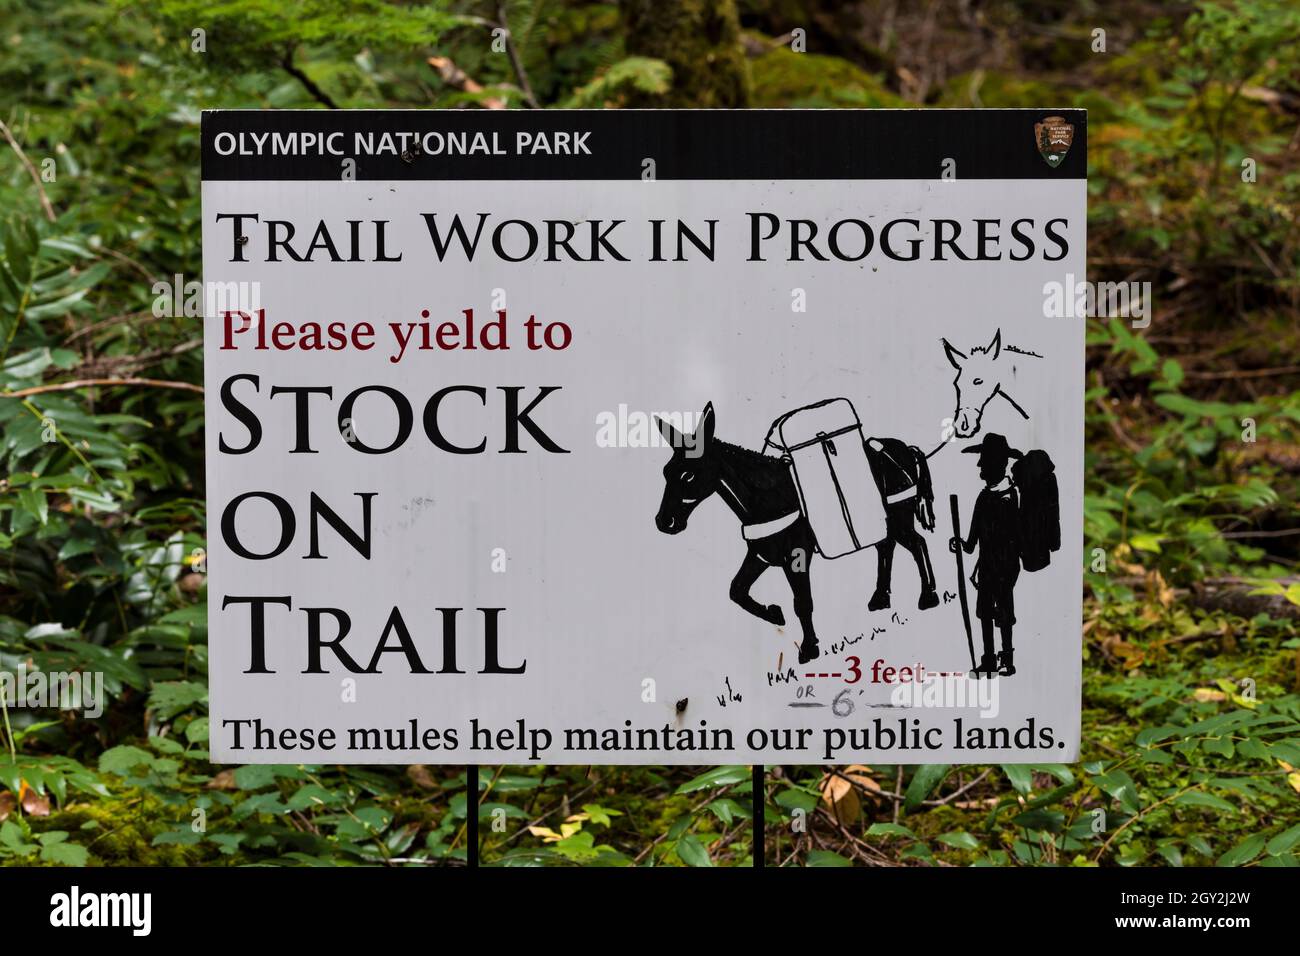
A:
[0,0,1296,867]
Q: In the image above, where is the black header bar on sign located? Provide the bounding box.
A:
[201,109,1086,182]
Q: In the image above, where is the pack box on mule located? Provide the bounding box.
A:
[766,398,887,559]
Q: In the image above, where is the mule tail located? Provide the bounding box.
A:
[909,444,936,531]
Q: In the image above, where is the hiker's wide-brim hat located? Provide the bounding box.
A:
[961,433,1023,460]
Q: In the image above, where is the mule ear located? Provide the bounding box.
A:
[655,415,685,449]
[986,328,1002,360]
[942,338,967,370]
[697,402,716,448]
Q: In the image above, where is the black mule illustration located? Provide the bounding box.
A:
[654,401,937,666]
[948,433,1059,677]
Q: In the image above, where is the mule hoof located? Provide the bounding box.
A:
[868,590,890,611]
[917,589,939,610]
[798,640,820,664]
[764,605,786,627]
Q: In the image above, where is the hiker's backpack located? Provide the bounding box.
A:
[764,398,886,558]
[1011,449,1060,572]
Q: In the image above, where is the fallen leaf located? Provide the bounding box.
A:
[819,764,881,826]
[1241,85,1285,106]
[0,792,14,823]
[953,797,999,810]
[1102,637,1145,668]
[821,779,859,825]
[405,765,437,790]
[21,789,50,816]
[1151,570,1175,608]
[842,764,882,797]
[1193,688,1227,703]
[1110,543,1146,576]
[207,769,238,790]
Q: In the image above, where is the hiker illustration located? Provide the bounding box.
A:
[654,399,936,666]
[948,433,1059,677]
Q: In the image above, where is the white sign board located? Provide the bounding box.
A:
[202,109,1085,764]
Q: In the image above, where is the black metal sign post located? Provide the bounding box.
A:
[467,764,479,868]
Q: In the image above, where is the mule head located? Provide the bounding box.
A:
[943,329,1002,438]
[654,403,718,535]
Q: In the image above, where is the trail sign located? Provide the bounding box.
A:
[202,109,1086,764]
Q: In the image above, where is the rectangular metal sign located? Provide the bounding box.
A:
[202,109,1085,764]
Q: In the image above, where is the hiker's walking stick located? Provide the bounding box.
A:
[950,494,976,669]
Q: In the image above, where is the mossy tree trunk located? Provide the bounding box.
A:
[618,0,751,107]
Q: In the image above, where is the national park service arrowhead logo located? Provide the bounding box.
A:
[1034,115,1074,168]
